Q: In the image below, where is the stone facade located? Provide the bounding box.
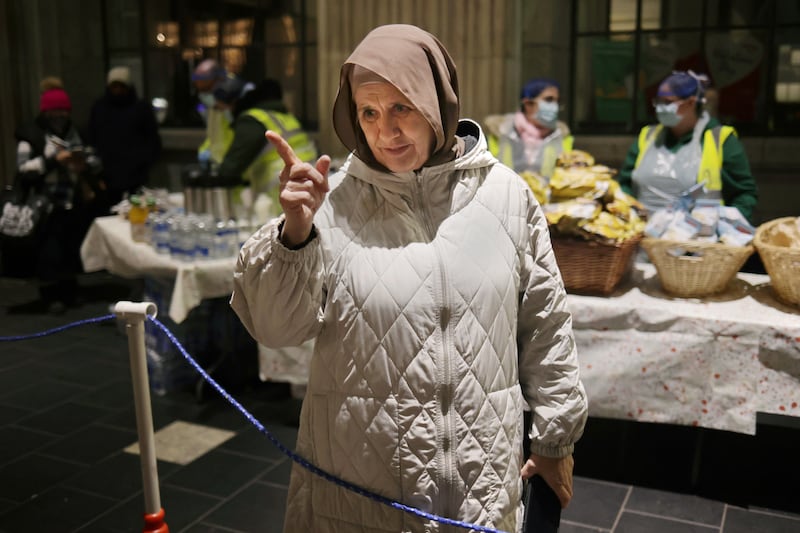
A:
[1,0,796,224]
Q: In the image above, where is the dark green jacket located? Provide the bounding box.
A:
[218,100,290,183]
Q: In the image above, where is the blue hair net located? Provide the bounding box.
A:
[520,77,560,100]
[657,71,709,99]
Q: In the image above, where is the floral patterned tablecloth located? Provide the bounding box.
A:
[570,263,800,434]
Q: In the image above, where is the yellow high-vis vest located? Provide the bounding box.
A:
[198,108,235,163]
[488,133,573,178]
[634,124,735,193]
[240,108,316,189]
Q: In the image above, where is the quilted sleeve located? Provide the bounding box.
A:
[517,189,588,458]
[230,216,325,348]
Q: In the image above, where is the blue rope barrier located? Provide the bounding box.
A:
[0,314,116,341]
[1,313,508,533]
[147,316,507,533]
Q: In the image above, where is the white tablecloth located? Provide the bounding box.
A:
[80,219,800,432]
[80,215,310,390]
[80,216,237,323]
[571,263,800,434]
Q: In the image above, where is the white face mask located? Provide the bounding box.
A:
[655,102,682,127]
[198,92,216,108]
[534,100,559,128]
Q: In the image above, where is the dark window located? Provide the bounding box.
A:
[103,0,317,130]
[570,0,799,135]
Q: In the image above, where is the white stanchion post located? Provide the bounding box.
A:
[115,301,169,532]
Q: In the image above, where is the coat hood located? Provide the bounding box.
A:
[332,24,460,171]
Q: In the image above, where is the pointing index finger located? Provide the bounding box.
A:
[266,130,301,167]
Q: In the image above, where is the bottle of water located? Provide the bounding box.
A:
[152,213,171,255]
[194,214,214,260]
[169,213,183,261]
[213,218,230,258]
[169,214,196,262]
[181,216,197,262]
[227,218,241,255]
[143,210,155,245]
[211,218,233,258]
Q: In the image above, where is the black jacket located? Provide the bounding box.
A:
[87,86,162,194]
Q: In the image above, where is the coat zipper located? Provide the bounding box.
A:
[415,172,458,525]
[414,171,436,240]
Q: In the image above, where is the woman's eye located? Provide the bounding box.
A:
[393,104,411,115]
[360,109,377,122]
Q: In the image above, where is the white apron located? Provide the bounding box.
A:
[632,113,710,214]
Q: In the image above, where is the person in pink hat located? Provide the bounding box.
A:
[4,84,104,313]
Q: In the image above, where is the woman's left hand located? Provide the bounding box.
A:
[520,453,575,508]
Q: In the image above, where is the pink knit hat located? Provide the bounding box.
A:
[40,88,72,112]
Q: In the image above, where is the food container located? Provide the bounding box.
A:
[641,237,754,297]
[753,217,800,306]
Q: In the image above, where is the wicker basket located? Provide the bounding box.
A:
[640,237,754,297]
[550,233,643,295]
[753,217,800,306]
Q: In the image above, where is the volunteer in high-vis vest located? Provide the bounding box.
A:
[192,59,236,165]
[214,78,318,222]
[484,77,574,179]
[617,70,758,223]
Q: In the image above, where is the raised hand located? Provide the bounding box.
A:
[266,130,331,248]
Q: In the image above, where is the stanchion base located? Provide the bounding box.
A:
[143,508,169,533]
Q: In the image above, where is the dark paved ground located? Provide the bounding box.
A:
[1,271,798,532]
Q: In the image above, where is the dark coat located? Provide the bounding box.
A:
[7,118,99,280]
[87,86,161,198]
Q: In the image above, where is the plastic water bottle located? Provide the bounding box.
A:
[169,214,196,262]
[182,216,197,262]
[194,214,214,260]
[213,219,230,258]
[212,218,237,258]
[169,213,183,261]
[227,218,241,255]
[152,213,171,255]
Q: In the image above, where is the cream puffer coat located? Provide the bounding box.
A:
[231,120,587,533]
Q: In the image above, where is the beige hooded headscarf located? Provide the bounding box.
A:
[332,24,460,171]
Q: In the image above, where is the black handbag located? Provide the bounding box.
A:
[522,475,562,533]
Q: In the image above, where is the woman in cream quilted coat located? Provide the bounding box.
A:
[231,24,588,533]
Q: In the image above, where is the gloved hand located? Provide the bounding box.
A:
[198,149,212,165]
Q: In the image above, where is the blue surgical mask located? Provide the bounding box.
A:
[655,102,682,127]
[534,100,559,128]
[198,92,216,108]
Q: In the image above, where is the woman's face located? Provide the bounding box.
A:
[523,86,560,125]
[354,82,434,172]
